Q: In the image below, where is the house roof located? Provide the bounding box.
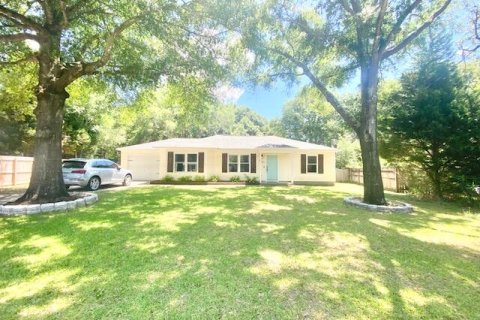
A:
[117,135,336,151]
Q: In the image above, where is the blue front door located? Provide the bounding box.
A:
[266,155,278,181]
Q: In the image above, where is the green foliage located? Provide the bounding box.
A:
[395,163,436,198]
[229,175,241,182]
[193,176,206,182]
[380,31,480,202]
[0,65,36,155]
[205,104,270,137]
[122,86,270,149]
[209,175,220,182]
[178,176,193,182]
[161,175,175,183]
[245,176,260,185]
[63,79,122,158]
[280,86,346,146]
[336,135,362,169]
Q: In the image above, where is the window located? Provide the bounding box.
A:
[307,156,317,173]
[175,153,198,172]
[228,155,238,172]
[187,154,197,172]
[105,160,117,169]
[228,154,250,173]
[240,155,250,172]
[175,154,185,172]
[91,160,107,168]
[63,161,86,169]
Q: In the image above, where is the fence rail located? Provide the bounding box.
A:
[336,167,400,192]
[0,156,33,187]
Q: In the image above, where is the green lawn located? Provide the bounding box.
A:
[1,184,479,319]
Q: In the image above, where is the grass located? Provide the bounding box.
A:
[0,183,479,319]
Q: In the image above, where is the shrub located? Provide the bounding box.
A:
[444,175,480,206]
[209,175,220,182]
[230,175,241,182]
[161,175,175,183]
[178,176,192,182]
[245,175,260,185]
[193,175,206,182]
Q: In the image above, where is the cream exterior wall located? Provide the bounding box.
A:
[120,148,336,183]
[120,149,162,180]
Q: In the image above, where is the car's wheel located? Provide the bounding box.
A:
[123,174,132,186]
[87,176,101,191]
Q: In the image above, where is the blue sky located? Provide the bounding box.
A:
[236,75,359,119]
[237,81,303,119]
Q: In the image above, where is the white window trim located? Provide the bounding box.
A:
[175,153,198,173]
[228,153,250,173]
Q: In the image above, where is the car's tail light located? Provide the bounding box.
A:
[71,169,86,174]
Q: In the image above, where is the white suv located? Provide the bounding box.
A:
[62,159,132,191]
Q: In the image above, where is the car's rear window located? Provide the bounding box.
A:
[62,161,86,169]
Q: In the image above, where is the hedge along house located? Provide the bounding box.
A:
[117,135,336,185]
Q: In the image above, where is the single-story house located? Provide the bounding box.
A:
[118,135,336,185]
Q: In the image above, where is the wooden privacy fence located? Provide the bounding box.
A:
[336,167,401,192]
[0,156,33,187]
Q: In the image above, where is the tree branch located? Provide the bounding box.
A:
[37,0,53,24]
[59,0,68,27]
[382,0,422,50]
[0,55,37,65]
[475,6,480,41]
[372,0,388,54]
[82,15,140,74]
[270,48,360,131]
[54,14,142,88]
[0,33,38,42]
[339,0,355,15]
[383,0,452,59]
[0,5,45,31]
[340,0,366,61]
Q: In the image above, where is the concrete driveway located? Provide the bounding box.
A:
[0,181,149,205]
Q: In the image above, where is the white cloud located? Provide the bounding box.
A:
[213,84,245,104]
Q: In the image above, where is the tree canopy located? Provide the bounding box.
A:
[0,0,232,202]
[380,30,480,201]
[224,0,452,204]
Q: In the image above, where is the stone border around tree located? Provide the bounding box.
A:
[0,193,99,216]
[344,196,414,214]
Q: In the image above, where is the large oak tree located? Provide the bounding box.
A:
[0,1,225,203]
[230,0,452,204]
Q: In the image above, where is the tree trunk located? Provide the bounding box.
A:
[429,171,443,200]
[359,61,386,205]
[427,146,443,200]
[15,90,69,203]
[359,131,386,204]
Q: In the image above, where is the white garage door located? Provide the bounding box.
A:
[127,154,160,181]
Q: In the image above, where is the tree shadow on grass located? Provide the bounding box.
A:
[0,185,479,319]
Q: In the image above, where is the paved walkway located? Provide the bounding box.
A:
[0,181,149,205]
